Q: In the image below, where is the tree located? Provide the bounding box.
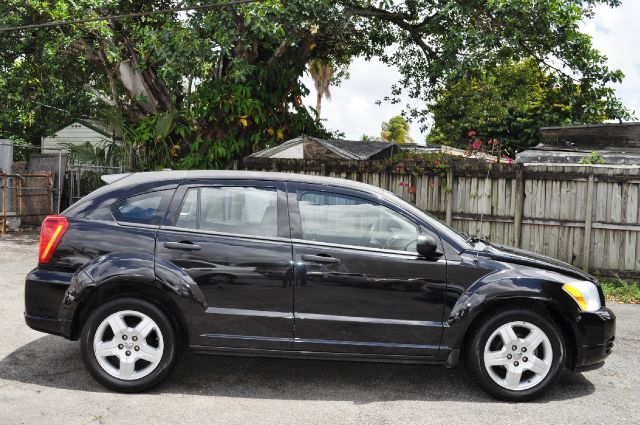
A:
[381,115,412,143]
[0,0,629,169]
[308,59,333,123]
[427,58,633,150]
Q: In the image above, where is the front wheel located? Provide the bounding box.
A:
[80,297,178,392]
[465,308,566,401]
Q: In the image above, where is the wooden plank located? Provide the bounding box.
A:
[514,165,525,248]
[446,168,453,225]
[582,173,595,271]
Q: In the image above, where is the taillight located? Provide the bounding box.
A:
[39,215,69,264]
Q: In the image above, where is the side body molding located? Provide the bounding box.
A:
[59,253,207,332]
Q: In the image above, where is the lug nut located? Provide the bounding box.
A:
[523,357,528,362]
[507,354,512,359]
[521,347,527,352]
[514,361,519,366]
[118,344,124,350]
[122,335,128,340]
[512,345,517,351]
[125,350,131,356]
[132,336,138,341]
[134,346,140,352]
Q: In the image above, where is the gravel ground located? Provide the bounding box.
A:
[0,232,638,425]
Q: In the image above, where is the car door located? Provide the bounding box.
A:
[155,179,294,350]
[287,182,447,358]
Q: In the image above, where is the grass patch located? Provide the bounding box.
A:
[599,277,640,304]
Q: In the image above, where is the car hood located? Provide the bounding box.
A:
[481,243,596,283]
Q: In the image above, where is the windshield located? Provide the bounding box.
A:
[379,189,473,251]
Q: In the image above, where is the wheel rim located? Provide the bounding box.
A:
[483,321,553,391]
[93,310,164,381]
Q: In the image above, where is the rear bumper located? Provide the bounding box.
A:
[573,306,616,370]
[24,268,75,339]
[24,313,72,337]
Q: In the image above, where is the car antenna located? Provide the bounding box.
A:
[475,143,497,262]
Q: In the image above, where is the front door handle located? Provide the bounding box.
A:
[301,254,340,264]
[164,241,201,251]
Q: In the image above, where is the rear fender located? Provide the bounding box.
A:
[59,253,206,324]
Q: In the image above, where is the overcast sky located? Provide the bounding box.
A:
[302,1,640,144]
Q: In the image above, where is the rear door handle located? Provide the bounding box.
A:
[301,254,340,264]
[164,241,201,251]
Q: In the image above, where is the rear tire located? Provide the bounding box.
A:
[465,307,566,401]
[80,297,177,392]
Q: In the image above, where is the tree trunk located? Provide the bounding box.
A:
[315,91,322,123]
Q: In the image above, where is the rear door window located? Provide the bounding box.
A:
[111,190,173,225]
[174,186,279,238]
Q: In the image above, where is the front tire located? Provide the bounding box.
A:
[80,297,178,392]
[465,307,566,401]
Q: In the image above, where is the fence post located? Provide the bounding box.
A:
[513,164,525,248]
[446,167,453,226]
[1,173,6,235]
[271,160,278,172]
[582,173,595,271]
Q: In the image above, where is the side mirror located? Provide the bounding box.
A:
[416,233,443,259]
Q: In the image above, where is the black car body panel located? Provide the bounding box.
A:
[24,170,615,371]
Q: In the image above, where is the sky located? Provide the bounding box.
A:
[302,1,640,144]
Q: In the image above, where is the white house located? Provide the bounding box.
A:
[41,119,118,153]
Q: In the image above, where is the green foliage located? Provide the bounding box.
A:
[391,150,452,180]
[579,151,605,164]
[381,116,412,143]
[79,170,105,195]
[11,139,34,162]
[599,277,640,304]
[62,140,122,166]
[427,59,633,151]
[0,0,631,169]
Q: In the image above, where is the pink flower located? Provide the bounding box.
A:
[488,139,493,145]
[501,154,514,164]
[434,160,441,166]
[399,181,406,187]
[408,186,417,194]
[471,139,482,150]
[468,130,477,137]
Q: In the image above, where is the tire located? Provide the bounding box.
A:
[465,307,566,401]
[80,297,178,392]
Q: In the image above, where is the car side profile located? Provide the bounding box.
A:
[25,171,615,401]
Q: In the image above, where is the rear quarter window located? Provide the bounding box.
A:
[111,190,174,225]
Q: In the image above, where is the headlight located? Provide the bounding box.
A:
[563,280,601,312]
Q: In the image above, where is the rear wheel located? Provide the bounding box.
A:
[80,297,177,392]
[465,308,566,401]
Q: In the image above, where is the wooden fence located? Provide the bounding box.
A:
[235,158,640,278]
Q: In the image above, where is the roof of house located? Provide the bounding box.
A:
[539,122,640,150]
[249,135,398,160]
[46,118,119,139]
[518,123,640,164]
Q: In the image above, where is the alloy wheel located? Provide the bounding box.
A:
[483,321,553,391]
[93,310,165,381]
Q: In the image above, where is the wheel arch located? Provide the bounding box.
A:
[71,279,190,346]
[457,298,578,370]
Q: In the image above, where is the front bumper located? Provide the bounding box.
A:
[573,306,616,370]
[24,268,75,339]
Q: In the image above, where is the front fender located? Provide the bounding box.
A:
[442,270,580,352]
[59,253,206,324]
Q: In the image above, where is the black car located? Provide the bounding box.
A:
[25,171,615,401]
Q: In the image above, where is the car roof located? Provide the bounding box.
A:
[104,170,388,196]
